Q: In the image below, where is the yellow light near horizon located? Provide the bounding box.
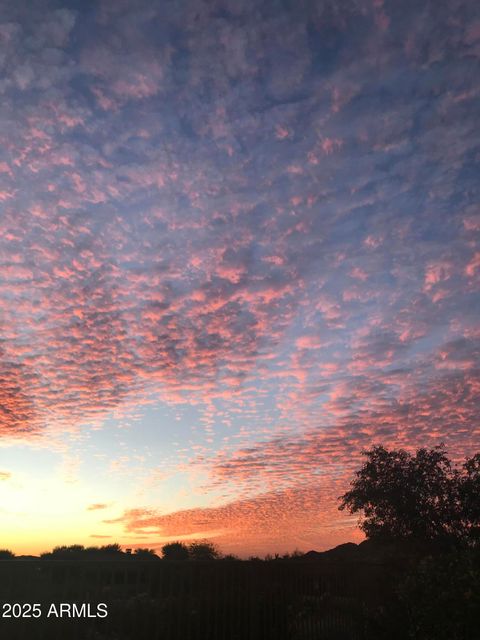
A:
[0,472,125,556]
[0,513,126,557]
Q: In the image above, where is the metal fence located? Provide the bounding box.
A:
[0,560,396,640]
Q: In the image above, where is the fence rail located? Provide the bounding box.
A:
[0,560,397,640]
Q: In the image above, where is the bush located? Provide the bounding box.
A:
[188,541,219,561]
[397,548,480,639]
[161,542,189,561]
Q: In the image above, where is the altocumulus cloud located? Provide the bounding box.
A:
[87,503,110,511]
[0,0,478,550]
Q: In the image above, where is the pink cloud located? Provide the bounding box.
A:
[103,485,360,557]
[465,252,480,277]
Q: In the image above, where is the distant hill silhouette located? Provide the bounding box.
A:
[302,542,359,561]
[299,539,419,563]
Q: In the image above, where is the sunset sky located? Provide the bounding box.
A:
[0,0,479,557]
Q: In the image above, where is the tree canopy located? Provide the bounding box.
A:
[161,541,190,561]
[40,543,124,560]
[339,444,479,548]
[188,541,219,561]
[134,548,158,559]
[161,540,219,561]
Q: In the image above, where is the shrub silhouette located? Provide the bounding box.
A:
[188,541,219,561]
[397,548,480,639]
[134,548,159,559]
[0,549,15,559]
[40,543,124,560]
[161,540,220,560]
[161,541,189,560]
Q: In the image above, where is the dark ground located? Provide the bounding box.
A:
[0,551,478,640]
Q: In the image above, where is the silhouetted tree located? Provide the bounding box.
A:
[161,541,189,561]
[0,549,15,559]
[40,543,124,560]
[188,540,219,560]
[41,544,86,559]
[98,543,123,555]
[134,548,159,559]
[459,453,480,545]
[339,444,479,548]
